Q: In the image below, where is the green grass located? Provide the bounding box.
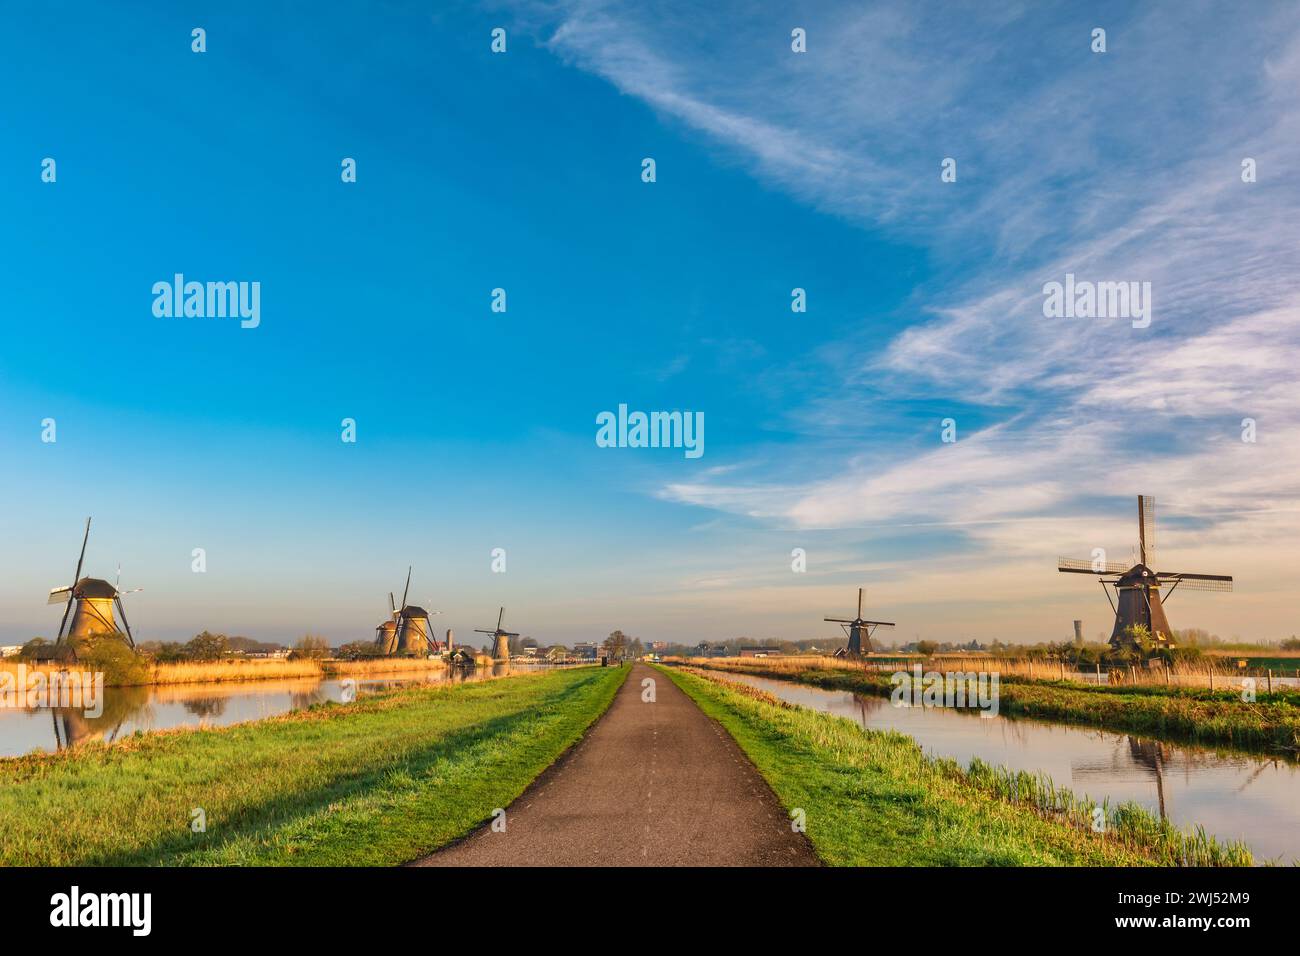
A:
[658,665,1252,867]
[0,665,626,865]
[705,661,1300,754]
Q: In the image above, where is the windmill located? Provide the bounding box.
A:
[374,590,399,655]
[475,607,518,661]
[825,587,894,656]
[375,567,441,656]
[1058,495,1232,651]
[46,518,141,656]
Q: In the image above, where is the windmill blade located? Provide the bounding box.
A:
[47,586,73,605]
[118,587,143,596]
[1138,495,1156,565]
[72,517,91,585]
[473,628,495,635]
[1165,577,1233,593]
[496,607,505,631]
[1058,557,1128,574]
[857,587,863,618]
[502,631,521,638]
[114,596,136,648]
[57,517,92,641]
[400,567,412,610]
[860,620,896,627]
[1159,572,1233,582]
[824,617,855,623]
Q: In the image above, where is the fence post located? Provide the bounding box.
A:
[1164,662,1169,687]
[1060,659,1065,681]
[1267,669,1273,695]
[1208,666,1213,692]
[1095,660,1101,685]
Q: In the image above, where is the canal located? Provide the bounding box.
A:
[723,671,1300,863]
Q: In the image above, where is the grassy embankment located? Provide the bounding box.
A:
[692,657,1300,754]
[658,666,1251,866]
[0,665,626,866]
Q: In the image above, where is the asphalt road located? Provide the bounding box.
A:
[413,662,819,866]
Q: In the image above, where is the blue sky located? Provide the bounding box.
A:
[2,1,1298,646]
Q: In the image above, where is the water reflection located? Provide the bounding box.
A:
[3,661,567,759]
[182,697,229,720]
[51,684,152,750]
[726,672,1300,862]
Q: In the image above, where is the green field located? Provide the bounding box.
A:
[658,666,1251,866]
[0,665,626,866]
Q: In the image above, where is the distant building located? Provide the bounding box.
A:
[739,647,780,658]
[573,642,600,659]
[0,644,23,658]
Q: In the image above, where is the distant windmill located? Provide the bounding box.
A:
[47,518,141,655]
[825,587,894,656]
[1058,495,1233,650]
[375,567,441,656]
[475,607,519,661]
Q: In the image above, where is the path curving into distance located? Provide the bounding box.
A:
[413,662,819,867]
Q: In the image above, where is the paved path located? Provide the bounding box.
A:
[414,663,819,866]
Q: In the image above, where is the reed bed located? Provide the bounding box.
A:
[683,653,1300,687]
[2,654,570,689]
[322,657,467,678]
[667,665,1253,866]
[2,657,383,687]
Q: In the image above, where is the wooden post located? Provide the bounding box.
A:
[1060,659,1065,681]
[1267,669,1273,695]
[1095,660,1101,685]
[1028,658,1033,679]
[1208,665,1213,692]
[1164,662,1169,687]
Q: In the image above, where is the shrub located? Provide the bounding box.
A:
[290,635,331,660]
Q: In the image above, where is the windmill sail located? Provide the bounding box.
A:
[1138,495,1156,565]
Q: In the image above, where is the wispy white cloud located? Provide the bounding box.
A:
[514,0,1300,637]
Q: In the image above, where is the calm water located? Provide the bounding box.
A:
[724,672,1300,863]
[0,662,555,758]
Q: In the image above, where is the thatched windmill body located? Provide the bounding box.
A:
[47,518,141,657]
[825,587,894,656]
[475,607,518,662]
[1058,495,1232,650]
